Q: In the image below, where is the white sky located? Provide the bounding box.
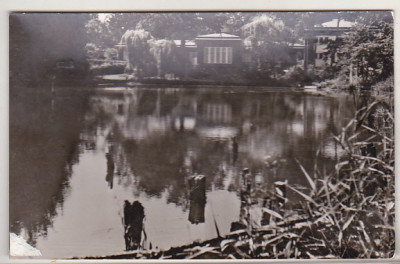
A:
[98,13,112,22]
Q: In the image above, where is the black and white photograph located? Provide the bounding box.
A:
[9,10,394,259]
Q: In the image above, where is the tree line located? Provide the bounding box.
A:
[85,11,393,88]
[10,12,392,88]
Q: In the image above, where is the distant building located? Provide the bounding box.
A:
[173,40,198,67]
[116,33,242,67]
[115,42,129,61]
[195,33,242,66]
[304,19,356,69]
[116,33,242,78]
[289,42,306,68]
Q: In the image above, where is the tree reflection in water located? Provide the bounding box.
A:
[81,87,354,249]
[91,87,355,219]
[105,145,115,189]
[123,200,146,251]
[10,87,89,247]
[10,87,357,256]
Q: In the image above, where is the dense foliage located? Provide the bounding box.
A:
[84,11,393,87]
[121,29,156,77]
[242,15,296,78]
[322,16,393,89]
[10,13,90,86]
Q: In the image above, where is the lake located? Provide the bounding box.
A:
[10,86,357,258]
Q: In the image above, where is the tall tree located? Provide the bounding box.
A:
[85,14,111,48]
[217,12,257,35]
[10,13,90,86]
[149,39,177,77]
[324,13,393,87]
[242,14,296,77]
[136,13,210,39]
[121,29,156,78]
[86,12,256,50]
[106,13,146,44]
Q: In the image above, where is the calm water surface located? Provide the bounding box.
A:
[10,86,356,258]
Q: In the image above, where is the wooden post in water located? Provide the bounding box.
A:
[188,174,206,224]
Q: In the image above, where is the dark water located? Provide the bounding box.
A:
[10,86,356,258]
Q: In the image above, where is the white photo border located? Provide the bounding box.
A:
[1,0,399,263]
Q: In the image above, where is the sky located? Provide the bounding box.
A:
[98,13,111,22]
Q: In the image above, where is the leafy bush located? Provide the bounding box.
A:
[85,43,104,60]
[282,66,319,85]
[89,62,126,76]
[104,48,119,61]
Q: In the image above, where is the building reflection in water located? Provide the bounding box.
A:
[87,87,356,223]
[10,87,357,256]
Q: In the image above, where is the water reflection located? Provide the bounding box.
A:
[188,175,206,224]
[10,87,356,258]
[231,137,238,165]
[123,200,146,251]
[9,87,88,248]
[105,146,115,189]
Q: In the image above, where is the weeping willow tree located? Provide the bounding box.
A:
[242,14,295,78]
[149,39,177,78]
[120,29,178,79]
[120,29,156,78]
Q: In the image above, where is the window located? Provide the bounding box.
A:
[204,47,233,64]
[189,52,198,66]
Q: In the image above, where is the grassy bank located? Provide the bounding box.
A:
[93,73,307,88]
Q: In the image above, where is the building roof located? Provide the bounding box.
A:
[290,42,305,49]
[196,33,241,40]
[316,19,356,28]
